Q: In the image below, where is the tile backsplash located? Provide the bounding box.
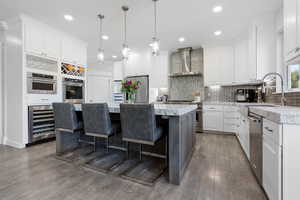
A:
[204,85,258,102]
[169,76,204,100]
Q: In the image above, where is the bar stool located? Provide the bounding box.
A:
[120,104,165,160]
[53,103,84,133]
[53,103,90,154]
[82,103,120,152]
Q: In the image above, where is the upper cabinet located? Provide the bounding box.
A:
[62,35,87,66]
[235,39,257,83]
[24,19,61,60]
[204,46,234,86]
[23,15,87,66]
[248,13,277,80]
[284,0,300,61]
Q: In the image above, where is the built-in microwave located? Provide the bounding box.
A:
[63,78,85,103]
[27,72,57,94]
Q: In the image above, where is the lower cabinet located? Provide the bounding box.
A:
[262,119,281,200]
[203,109,223,132]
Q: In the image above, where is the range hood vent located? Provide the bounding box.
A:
[179,47,192,73]
[169,47,202,77]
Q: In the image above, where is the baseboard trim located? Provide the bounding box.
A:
[4,137,26,149]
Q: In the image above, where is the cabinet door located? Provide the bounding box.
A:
[44,27,61,59]
[263,134,281,200]
[203,110,223,131]
[204,48,220,86]
[220,46,235,84]
[76,42,87,66]
[284,0,298,59]
[62,36,76,64]
[24,21,44,56]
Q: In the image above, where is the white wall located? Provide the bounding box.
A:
[120,50,169,101]
[0,28,4,144]
[86,61,113,103]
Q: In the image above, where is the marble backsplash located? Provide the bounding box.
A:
[169,76,204,100]
[204,85,258,102]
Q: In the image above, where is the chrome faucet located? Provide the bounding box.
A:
[262,72,286,106]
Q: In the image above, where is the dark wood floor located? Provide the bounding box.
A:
[0,134,267,200]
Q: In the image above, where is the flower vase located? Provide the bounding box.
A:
[127,93,136,104]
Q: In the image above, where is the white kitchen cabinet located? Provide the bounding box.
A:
[262,119,281,200]
[284,0,299,61]
[24,19,61,60]
[204,48,220,86]
[61,35,87,66]
[24,20,44,56]
[44,26,61,60]
[203,105,224,132]
[234,39,257,83]
[248,14,277,80]
[204,46,235,86]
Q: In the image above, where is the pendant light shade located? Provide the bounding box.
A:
[97,14,105,63]
[122,6,130,60]
[150,0,160,56]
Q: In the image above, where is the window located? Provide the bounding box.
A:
[287,63,300,90]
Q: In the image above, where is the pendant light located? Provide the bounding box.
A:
[97,14,105,63]
[150,0,160,56]
[121,6,130,60]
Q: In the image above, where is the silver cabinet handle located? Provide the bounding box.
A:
[264,127,273,133]
[41,99,49,101]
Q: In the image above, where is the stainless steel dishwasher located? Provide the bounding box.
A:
[248,112,263,185]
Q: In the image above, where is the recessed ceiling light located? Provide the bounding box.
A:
[178,37,185,43]
[102,35,109,40]
[112,55,117,59]
[214,30,222,36]
[64,14,74,21]
[213,5,223,13]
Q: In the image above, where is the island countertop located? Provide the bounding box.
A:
[74,103,197,116]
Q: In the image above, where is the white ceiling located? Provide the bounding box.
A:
[0,0,281,63]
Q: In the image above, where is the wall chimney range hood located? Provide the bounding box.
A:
[169,47,202,77]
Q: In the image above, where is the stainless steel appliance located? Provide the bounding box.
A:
[63,78,85,103]
[248,112,263,184]
[28,105,55,143]
[27,72,57,94]
[125,75,149,103]
[235,89,258,103]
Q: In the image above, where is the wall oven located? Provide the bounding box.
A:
[27,72,57,94]
[63,78,85,103]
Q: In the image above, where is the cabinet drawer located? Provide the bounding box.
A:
[223,123,236,133]
[223,111,238,119]
[224,118,237,125]
[263,119,282,146]
[223,106,238,112]
[203,105,223,111]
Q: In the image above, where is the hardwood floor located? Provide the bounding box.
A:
[0,134,267,200]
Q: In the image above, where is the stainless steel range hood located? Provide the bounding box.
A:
[169,47,201,77]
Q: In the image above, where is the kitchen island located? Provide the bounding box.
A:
[56,103,197,185]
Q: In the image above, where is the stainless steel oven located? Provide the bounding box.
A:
[63,78,85,103]
[27,72,57,94]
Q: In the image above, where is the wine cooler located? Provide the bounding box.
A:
[28,105,55,143]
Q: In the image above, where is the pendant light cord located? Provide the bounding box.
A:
[98,14,104,50]
[124,9,127,45]
[154,0,157,38]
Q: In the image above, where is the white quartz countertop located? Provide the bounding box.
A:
[74,103,197,116]
[249,106,300,125]
[204,101,300,125]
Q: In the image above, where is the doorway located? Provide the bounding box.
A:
[87,75,112,103]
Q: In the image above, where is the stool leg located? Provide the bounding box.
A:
[139,144,142,161]
[126,142,129,159]
[94,136,96,152]
[106,137,109,153]
[165,136,168,167]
